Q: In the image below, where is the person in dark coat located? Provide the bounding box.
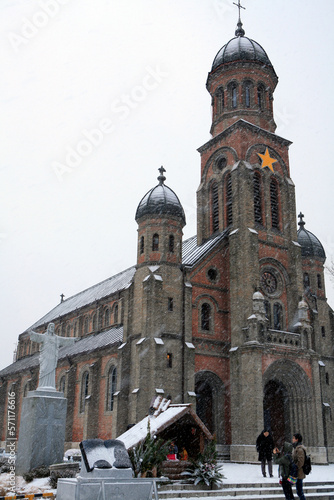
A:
[292,433,307,500]
[256,429,274,477]
[273,442,296,500]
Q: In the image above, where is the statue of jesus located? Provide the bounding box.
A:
[29,322,76,390]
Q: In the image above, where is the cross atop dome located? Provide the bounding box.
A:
[158,166,166,185]
[233,0,246,37]
[298,212,305,227]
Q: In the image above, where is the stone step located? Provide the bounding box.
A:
[157,481,334,499]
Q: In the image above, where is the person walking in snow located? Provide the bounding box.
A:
[292,433,307,500]
[273,442,296,500]
[256,429,274,477]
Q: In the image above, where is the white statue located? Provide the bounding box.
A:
[29,322,76,390]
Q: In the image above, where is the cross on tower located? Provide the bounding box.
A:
[298,212,305,226]
[157,166,166,185]
[233,0,246,36]
[233,0,245,21]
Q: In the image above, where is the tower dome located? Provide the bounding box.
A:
[297,213,326,261]
[135,167,186,226]
[211,35,274,72]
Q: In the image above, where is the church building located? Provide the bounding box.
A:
[1,10,333,463]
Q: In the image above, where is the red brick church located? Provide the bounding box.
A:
[1,9,333,463]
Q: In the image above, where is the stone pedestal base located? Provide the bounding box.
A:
[16,389,67,475]
[57,468,155,500]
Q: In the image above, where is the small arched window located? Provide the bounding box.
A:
[23,381,30,398]
[201,303,211,331]
[317,274,322,289]
[257,84,265,110]
[264,300,271,327]
[92,313,98,332]
[244,81,252,107]
[273,303,283,330]
[253,172,263,225]
[211,182,219,233]
[231,84,238,108]
[303,273,310,289]
[270,178,279,229]
[216,87,224,114]
[84,316,89,335]
[114,304,118,324]
[140,236,144,254]
[107,366,117,411]
[152,233,159,251]
[80,371,89,413]
[66,325,71,338]
[59,375,66,394]
[169,235,175,253]
[104,308,110,327]
[225,174,233,226]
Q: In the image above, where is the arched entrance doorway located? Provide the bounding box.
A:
[262,360,317,447]
[263,380,289,447]
[195,371,225,445]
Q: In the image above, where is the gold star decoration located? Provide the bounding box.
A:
[257,148,277,173]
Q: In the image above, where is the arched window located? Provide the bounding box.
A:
[114,304,118,324]
[23,381,30,398]
[80,371,89,413]
[273,303,283,330]
[225,174,233,226]
[231,84,238,108]
[79,317,84,336]
[66,325,71,338]
[104,308,110,327]
[303,273,310,289]
[211,182,219,233]
[169,235,175,253]
[59,375,66,394]
[201,303,211,331]
[152,233,159,251]
[244,81,252,107]
[257,84,265,110]
[264,300,271,327]
[74,322,78,337]
[270,178,279,229]
[216,87,224,114]
[92,313,98,332]
[140,236,144,254]
[253,172,263,225]
[84,316,89,335]
[106,366,117,411]
[317,274,322,289]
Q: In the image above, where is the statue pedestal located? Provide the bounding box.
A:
[16,389,67,475]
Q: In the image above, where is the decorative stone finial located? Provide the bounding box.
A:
[298,212,305,227]
[158,166,166,185]
[233,0,246,36]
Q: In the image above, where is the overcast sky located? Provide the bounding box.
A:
[1,0,334,370]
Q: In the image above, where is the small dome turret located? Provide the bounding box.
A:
[135,167,186,226]
[297,213,326,262]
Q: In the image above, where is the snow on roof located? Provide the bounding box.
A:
[117,404,212,450]
[0,326,123,377]
[28,266,136,330]
[182,231,228,267]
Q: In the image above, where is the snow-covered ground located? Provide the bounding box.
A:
[221,462,334,484]
[0,463,333,498]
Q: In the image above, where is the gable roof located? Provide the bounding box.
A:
[197,119,292,154]
[117,404,213,450]
[28,267,136,331]
[182,231,228,268]
[0,326,123,378]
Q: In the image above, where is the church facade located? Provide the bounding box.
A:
[1,16,333,463]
